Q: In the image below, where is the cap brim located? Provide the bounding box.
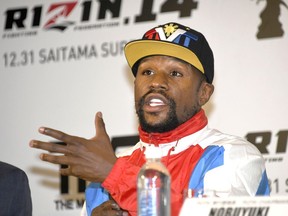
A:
[124,40,204,75]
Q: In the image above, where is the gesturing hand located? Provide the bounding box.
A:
[29,112,117,182]
[91,200,128,216]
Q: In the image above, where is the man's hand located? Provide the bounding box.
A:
[92,200,128,216]
[29,112,117,182]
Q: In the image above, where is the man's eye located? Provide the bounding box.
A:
[142,70,154,75]
[170,71,183,77]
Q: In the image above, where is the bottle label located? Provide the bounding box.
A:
[138,188,160,216]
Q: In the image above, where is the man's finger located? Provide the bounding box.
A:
[38,127,81,144]
[91,200,126,216]
[40,154,71,166]
[92,209,122,216]
[30,140,68,154]
[92,112,109,139]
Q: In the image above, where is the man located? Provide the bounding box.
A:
[0,161,33,216]
[30,22,270,216]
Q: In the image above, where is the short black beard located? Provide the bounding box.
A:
[136,90,180,133]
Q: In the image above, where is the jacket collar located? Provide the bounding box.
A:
[139,109,208,145]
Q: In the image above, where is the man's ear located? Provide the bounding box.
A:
[199,82,214,106]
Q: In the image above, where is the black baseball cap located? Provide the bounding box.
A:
[124,22,214,84]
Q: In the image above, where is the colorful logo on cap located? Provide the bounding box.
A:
[143,23,199,49]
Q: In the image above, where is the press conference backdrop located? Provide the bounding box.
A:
[0,0,287,215]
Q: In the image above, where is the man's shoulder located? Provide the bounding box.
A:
[115,142,141,157]
[198,128,266,174]
[0,161,28,182]
[198,127,260,155]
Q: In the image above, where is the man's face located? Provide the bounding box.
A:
[134,55,206,133]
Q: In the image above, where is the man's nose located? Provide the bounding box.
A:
[150,73,168,90]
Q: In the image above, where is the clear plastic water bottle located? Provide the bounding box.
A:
[137,145,171,216]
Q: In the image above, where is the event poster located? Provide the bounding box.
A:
[0,0,287,215]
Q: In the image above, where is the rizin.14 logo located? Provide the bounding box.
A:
[3,0,199,38]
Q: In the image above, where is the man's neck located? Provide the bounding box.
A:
[139,109,208,145]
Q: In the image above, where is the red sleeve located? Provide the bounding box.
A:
[102,149,145,215]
